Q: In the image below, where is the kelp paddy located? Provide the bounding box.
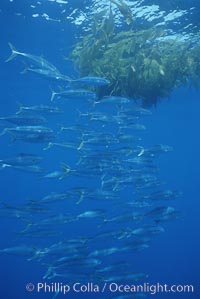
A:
[71,1,200,106]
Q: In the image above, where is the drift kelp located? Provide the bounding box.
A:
[71,10,200,106]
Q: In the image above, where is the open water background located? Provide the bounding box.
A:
[0,1,200,298]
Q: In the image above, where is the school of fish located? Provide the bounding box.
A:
[0,44,182,299]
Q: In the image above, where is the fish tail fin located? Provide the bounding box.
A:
[50,89,57,102]
[76,156,83,165]
[98,218,107,228]
[20,222,33,233]
[20,62,29,74]
[27,248,42,262]
[6,42,18,62]
[76,109,83,119]
[0,201,11,208]
[76,196,84,205]
[100,174,106,189]
[59,163,71,179]
[59,124,65,132]
[0,163,9,170]
[77,140,84,151]
[88,99,98,107]
[137,146,145,157]
[10,136,17,144]
[80,237,89,244]
[117,127,122,135]
[16,101,24,114]
[27,255,35,262]
[64,75,72,82]
[113,181,119,191]
[43,142,53,151]
[134,213,144,223]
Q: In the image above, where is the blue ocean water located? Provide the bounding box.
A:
[0,1,200,299]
